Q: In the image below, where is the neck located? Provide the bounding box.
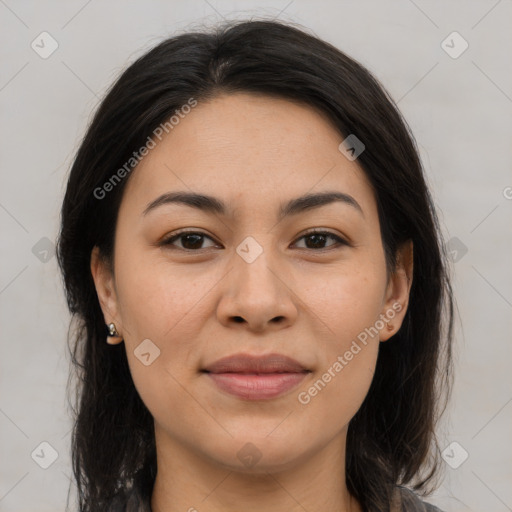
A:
[150,424,360,512]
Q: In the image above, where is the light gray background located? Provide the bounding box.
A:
[1,1,511,511]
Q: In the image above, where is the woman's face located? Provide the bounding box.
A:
[91,92,412,472]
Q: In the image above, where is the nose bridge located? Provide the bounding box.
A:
[233,234,282,297]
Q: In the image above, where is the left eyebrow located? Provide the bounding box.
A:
[278,191,364,219]
[142,190,364,219]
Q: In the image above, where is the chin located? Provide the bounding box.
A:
[205,432,314,474]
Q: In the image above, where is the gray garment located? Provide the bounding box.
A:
[111,484,445,511]
[394,486,445,512]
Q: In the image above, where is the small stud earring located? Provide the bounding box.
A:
[106,322,123,344]
[108,322,120,337]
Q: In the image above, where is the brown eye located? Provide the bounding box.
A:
[293,230,348,250]
[161,231,219,251]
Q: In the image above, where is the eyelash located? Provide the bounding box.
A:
[160,229,349,252]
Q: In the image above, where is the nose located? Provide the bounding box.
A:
[216,241,298,333]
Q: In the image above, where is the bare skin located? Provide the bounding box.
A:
[91,92,413,512]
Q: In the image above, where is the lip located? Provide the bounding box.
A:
[203,353,310,400]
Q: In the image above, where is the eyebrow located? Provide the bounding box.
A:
[142,190,364,220]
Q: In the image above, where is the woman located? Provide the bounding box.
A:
[57,19,454,512]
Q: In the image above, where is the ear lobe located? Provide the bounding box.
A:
[106,335,124,345]
[90,246,122,333]
[379,240,414,342]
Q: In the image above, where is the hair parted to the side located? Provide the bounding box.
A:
[56,18,454,512]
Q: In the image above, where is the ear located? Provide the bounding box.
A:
[379,240,413,342]
[90,246,123,345]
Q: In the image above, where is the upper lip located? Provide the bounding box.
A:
[203,353,309,374]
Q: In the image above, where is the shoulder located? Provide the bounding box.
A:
[395,486,445,512]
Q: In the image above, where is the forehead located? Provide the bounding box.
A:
[120,92,376,218]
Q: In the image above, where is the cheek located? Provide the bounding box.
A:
[302,262,386,342]
[114,248,212,342]
[296,343,379,439]
[290,264,384,425]
[113,254,211,398]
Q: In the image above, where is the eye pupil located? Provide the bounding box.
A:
[182,234,203,250]
[305,234,327,249]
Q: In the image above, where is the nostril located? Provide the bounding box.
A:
[233,316,245,323]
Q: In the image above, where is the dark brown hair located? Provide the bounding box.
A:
[56,18,454,512]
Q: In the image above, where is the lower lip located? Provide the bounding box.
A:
[207,372,308,400]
